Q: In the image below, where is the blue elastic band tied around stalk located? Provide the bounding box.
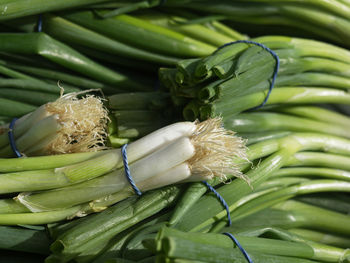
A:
[217,40,280,110]
[37,14,43,32]
[202,181,253,263]
[223,232,254,263]
[121,144,142,196]
[8,118,22,158]
[201,181,231,225]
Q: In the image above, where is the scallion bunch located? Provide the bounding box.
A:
[0,117,246,225]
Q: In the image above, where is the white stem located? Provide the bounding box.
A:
[138,162,191,191]
[15,105,50,139]
[0,105,49,148]
[23,133,61,156]
[115,136,195,183]
[18,115,62,153]
[126,121,196,163]
[0,115,62,157]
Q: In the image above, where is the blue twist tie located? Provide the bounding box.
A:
[8,118,22,158]
[217,40,280,110]
[121,144,142,196]
[37,14,43,32]
[223,232,253,263]
[202,181,231,226]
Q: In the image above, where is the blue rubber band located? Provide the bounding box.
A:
[37,14,43,32]
[223,232,253,263]
[122,144,142,196]
[202,181,231,226]
[8,118,22,158]
[217,40,280,110]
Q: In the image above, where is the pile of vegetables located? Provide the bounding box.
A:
[0,1,350,263]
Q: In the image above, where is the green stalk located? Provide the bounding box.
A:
[50,186,181,262]
[289,228,350,248]
[169,183,207,226]
[240,131,292,145]
[0,205,84,225]
[229,179,350,224]
[72,213,169,263]
[0,51,56,69]
[296,193,350,214]
[157,226,350,262]
[0,150,105,173]
[274,200,350,235]
[255,36,350,63]
[278,57,350,78]
[208,87,350,119]
[43,15,179,66]
[272,167,350,181]
[286,152,350,171]
[0,33,145,91]
[0,0,108,21]
[0,151,120,194]
[280,5,350,43]
[159,235,321,263]
[0,78,79,93]
[140,12,236,47]
[0,97,36,117]
[6,64,114,92]
[0,88,58,106]
[273,105,350,127]
[209,20,246,40]
[0,226,50,254]
[225,112,350,139]
[165,3,349,45]
[275,73,350,89]
[257,177,310,191]
[0,63,35,79]
[63,11,216,58]
[70,44,160,73]
[108,92,170,110]
[113,110,165,126]
[194,41,248,77]
[228,201,350,234]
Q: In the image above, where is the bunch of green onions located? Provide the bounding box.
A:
[0,117,246,226]
[41,127,350,262]
[160,35,350,121]
[0,92,109,157]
